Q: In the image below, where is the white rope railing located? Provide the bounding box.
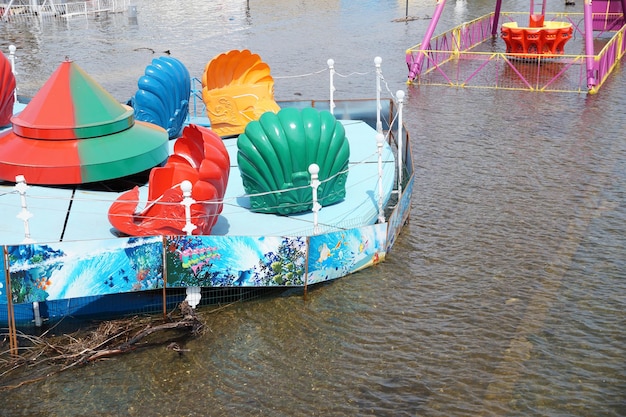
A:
[215,55,406,194]
[5,149,382,213]
[6,151,380,206]
[5,142,403,239]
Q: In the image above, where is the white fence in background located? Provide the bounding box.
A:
[1,0,131,21]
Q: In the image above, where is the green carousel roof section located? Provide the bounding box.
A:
[0,60,169,185]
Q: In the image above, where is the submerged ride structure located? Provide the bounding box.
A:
[406,0,626,93]
[0,47,413,339]
[500,11,573,57]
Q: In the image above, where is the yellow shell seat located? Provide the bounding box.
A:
[202,50,280,137]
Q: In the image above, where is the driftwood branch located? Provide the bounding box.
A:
[77,301,203,364]
[0,300,210,391]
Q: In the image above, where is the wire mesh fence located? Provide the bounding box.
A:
[1,0,131,22]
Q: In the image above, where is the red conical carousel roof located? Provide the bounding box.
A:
[0,59,169,185]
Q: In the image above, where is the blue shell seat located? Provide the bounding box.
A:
[130,56,190,139]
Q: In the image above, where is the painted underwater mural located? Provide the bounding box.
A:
[5,236,164,303]
[1,220,395,310]
[165,235,308,287]
[163,223,388,288]
[307,223,387,285]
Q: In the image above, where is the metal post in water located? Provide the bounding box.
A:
[376,133,385,224]
[309,164,321,235]
[583,0,597,89]
[395,90,405,197]
[327,59,335,115]
[492,0,503,36]
[374,56,382,134]
[3,246,19,356]
[128,4,138,24]
[408,0,447,81]
[15,175,35,244]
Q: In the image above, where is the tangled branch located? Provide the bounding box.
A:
[0,301,205,391]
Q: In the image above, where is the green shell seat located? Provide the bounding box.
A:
[237,107,350,215]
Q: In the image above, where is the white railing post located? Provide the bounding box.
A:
[309,164,321,234]
[180,180,201,309]
[180,180,197,236]
[185,285,201,309]
[376,133,385,224]
[33,301,42,327]
[8,45,17,102]
[327,59,335,116]
[375,56,383,134]
[396,90,405,196]
[15,175,35,244]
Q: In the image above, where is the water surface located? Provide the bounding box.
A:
[1,1,624,416]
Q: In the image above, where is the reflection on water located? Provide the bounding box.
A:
[1,0,625,416]
[453,0,469,24]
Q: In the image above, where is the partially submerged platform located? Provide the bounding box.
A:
[0,46,413,331]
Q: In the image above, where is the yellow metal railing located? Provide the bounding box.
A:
[406,11,626,93]
[413,50,590,93]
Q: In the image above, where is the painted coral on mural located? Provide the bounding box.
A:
[165,235,307,287]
